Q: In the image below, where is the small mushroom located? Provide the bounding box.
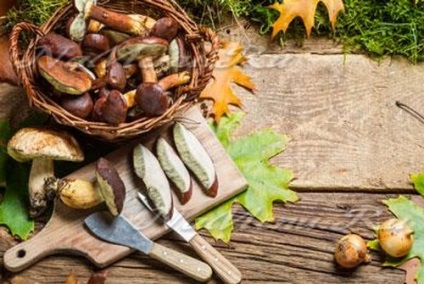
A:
[93,89,128,125]
[96,157,126,216]
[7,128,84,217]
[38,33,83,59]
[72,0,156,38]
[135,63,190,116]
[60,92,94,119]
[38,55,92,95]
[81,33,111,55]
[150,17,179,42]
[91,48,126,92]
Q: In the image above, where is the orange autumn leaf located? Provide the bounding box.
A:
[200,41,255,122]
[268,0,345,38]
[65,271,82,284]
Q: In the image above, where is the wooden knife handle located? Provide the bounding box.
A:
[149,242,212,282]
[189,234,242,284]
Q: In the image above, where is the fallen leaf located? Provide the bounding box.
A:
[199,41,255,122]
[369,196,424,284]
[411,172,424,196]
[195,112,298,242]
[268,0,345,38]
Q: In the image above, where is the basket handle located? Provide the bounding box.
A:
[9,22,44,85]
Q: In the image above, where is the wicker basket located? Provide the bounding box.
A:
[9,0,219,141]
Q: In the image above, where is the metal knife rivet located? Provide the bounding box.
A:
[180,259,185,263]
[201,245,206,250]
[228,271,232,275]
[214,257,219,262]
[197,267,202,272]
[163,251,168,256]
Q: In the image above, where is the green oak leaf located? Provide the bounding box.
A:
[195,113,298,242]
[411,172,424,196]
[372,196,424,284]
[0,161,34,240]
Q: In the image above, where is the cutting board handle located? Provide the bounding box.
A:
[4,229,66,272]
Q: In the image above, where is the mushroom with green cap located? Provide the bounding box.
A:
[7,128,84,217]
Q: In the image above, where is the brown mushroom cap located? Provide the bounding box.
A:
[135,83,169,116]
[99,90,128,125]
[38,33,83,59]
[150,17,179,42]
[60,92,94,119]
[38,55,92,95]
[7,127,84,163]
[95,157,126,216]
[82,33,111,53]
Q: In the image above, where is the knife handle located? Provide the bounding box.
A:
[149,242,212,282]
[189,234,242,284]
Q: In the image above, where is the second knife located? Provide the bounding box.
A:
[138,192,242,284]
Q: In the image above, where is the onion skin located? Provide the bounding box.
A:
[334,234,371,269]
[378,218,414,258]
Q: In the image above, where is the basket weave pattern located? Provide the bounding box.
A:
[9,0,219,140]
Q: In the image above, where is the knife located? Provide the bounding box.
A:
[84,211,212,282]
[138,192,242,284]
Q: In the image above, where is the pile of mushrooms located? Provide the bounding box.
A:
[37,0,192,125]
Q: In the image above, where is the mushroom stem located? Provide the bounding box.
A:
[84,1,156,36]
[139,57,157,83]
[28,158,54,218]
[158,71,191,90]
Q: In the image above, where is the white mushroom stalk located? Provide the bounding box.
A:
[7,128,84,218]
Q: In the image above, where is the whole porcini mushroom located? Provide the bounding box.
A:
[7,128,84,217]
[38,55,92,95]
[98,89,128,125]
[96,157,126,216]
[91,48,127,92]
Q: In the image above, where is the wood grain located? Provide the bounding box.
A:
[3,107,247,272]
[231,53,424,192]
[1,193,407,283]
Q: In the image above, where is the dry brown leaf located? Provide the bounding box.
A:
[268,0,345,38]
[199,41,255,122]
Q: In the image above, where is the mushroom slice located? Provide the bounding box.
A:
[116,36,168,63]
[7,128,84,217]
[156,138,192,204]
[173,123,218,197]
[95,158,126,216]
[38,56,92,95]
[133,144,173,220]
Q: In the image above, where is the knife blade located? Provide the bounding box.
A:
[84,211,212,282]
[138,192,242,284]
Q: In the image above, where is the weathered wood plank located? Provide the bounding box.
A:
[231,54,424,192]
[1,193,406,283]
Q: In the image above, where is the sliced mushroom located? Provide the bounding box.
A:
[100,29,131,46]
[96,157,126,216]
[169,37,192,73]
[133,144,173,220]
[7,128,84,217]
[38,56,92,95]
[173,123,218,197]
[156,137,193,204]
[116,36,168,63]
[38,33,82,59]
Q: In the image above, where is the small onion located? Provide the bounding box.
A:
[378,218,413,258]
[334,234,371,269]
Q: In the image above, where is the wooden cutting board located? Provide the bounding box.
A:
[3,107,248,272]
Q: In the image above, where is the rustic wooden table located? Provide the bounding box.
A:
[2,23,423,283]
